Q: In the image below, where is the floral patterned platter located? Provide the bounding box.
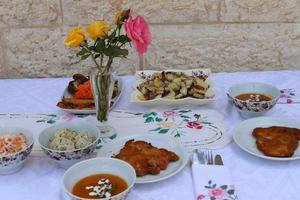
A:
[58,76,122,114]
[233,116,300,161]
[97,134,189,184]
[130,68,216,106]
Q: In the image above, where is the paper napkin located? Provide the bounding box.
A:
[191,164,238,200]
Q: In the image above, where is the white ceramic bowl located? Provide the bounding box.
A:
[63,157,136,200]
[0,127,34,175]
[227,82,280,118]
[38,121,100,169]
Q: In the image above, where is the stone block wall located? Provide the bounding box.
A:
[0,0,300,78]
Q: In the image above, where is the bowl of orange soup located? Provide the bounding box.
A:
[63,157,136,200]
[227,82,280,118]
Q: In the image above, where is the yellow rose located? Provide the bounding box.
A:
[65,26,85,48]
[86,21,111,40]
[115,11,123,24]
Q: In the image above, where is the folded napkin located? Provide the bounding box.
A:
[278,89,300,104]
[192,161,238,200]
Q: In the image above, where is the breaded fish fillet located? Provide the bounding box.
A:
[113,140,179,176]
[252,126,300,157]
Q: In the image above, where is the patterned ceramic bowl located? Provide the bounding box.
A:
[38,121,100,169]
[63,157,136,200]
[0,127,34,175]
[227,82,280,118]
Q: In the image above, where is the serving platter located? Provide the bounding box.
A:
[57,77,122,114]
[130,68,216,106]
[97,134,189,184]
[233,117,300,161]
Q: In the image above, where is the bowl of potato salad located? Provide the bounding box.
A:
[38,121,100,169]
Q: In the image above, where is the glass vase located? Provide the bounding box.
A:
[89,67,115,136]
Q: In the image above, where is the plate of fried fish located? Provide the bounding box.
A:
[56,74,122,114]
[131,69,216,106]
[233,117,300,160]
[97,134,189,183]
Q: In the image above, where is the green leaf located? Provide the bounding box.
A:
[155,117,163,122]
[212,184,216,188]
[47,119,56,124]
[210,197,216,200]
[227,189,235,195]
[220,185,228,190]
[178,110,190,113]
[158,129,169,134]
[150,127,161,131]
[208,180,212,185]
[180,115,190,119]
[81,54,90,60]
[143,112,157,118]
[76,48,89,56]
[117,35,131,43]
[145,117,154,123]
[36,120,45,123]
[104,46,128,57]
[109,134,117,140]
[95,39,105,53]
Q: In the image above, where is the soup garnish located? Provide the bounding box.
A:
[235,93,272,102]
[72,174,128,199]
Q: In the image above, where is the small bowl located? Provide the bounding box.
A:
[63,157,136,200]
[0,127,34,175]
[227,82,280,118]
[38,121,100,169]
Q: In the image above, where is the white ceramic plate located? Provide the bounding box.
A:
[58,77,122,114]
[97,134,189,183]
[130,69,216,106]
[233,117,300,161]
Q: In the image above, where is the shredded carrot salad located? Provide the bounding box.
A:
[0,133,27,155]
[74,81,94,99]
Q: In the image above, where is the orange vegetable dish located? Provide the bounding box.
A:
[0,133,27,155]
[73,81,94,99]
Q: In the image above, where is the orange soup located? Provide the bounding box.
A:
[72,174,128,199]
[235,93,272,102]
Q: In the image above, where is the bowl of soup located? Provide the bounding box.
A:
[63,157,136,200]
[227,82,280,118]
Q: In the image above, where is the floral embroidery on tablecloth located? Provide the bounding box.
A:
[35,114,59,124]
[280,88,297,104]
[142,109,218,138]
[197,180,238,200]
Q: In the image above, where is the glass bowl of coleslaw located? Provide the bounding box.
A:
[0,127,34,175]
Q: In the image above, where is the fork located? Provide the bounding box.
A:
[205,150,214,165]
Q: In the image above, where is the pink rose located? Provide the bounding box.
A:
[162,111,179,118]
[124,16,151,55]
[197,194,206,200]
[287,98,293,103]
[186,121,203,129]
[209,188,225,199]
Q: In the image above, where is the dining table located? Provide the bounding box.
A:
[1,69,300,200]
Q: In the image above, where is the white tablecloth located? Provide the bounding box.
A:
[1,70,300,200]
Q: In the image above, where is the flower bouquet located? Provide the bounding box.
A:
[64,9,151,131]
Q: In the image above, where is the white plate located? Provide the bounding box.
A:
[58,77,122,114]
[130,69,216,106]
[233,117,300,161]
[97,134,189,183]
